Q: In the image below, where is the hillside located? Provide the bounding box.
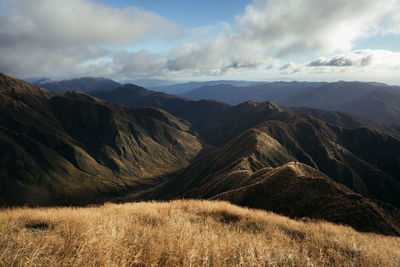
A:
[182,82,324,105]
[181,81,400,124]
[1,200,399,266]
[0,73,202,206]
[91,84,230,133]
[286,106,400,138]
[91,84,400,141]
[151,80,263,94]
[141,127,400,235]
[38,77,121,94]
[191,102,400,208]
[2,73,400,236]
[286,82,400,124]
[89,85,400,210]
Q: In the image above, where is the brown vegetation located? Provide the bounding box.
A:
[1,200,399,266]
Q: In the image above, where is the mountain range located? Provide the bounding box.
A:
[182,81,400,124]
[38,77,400,125]
[0,73,201,206]
[1,73,400,236]
[37,77,121,94]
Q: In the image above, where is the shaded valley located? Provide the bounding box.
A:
[0,73,201,206]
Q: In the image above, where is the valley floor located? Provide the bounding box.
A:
[0,200,399,266]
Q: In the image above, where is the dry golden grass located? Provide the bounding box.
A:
[0,200,399,266]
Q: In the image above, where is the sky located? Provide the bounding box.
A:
[1,0,400,84]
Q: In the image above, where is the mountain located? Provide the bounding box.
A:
[285,82,400,124]
[91,84,230,134]
[0,73,201,206]
[2,73,400,236]
[286,106,400,138]
[152,80,264,95]
[134,127,400,235]
[212,162,400,236]
[37,77,121,94]
[91,83,400,139]
[182,82,324,105]
[199,102,400,208]
[182,81,400,124]
[24,77,51,84]
[121,79,184,88]
[90,86,400,208]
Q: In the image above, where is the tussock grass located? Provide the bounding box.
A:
[0,200,399,266]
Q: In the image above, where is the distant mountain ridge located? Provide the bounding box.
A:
[182,81,400,124]
[92,84,400,139]
[151,80,264,94]
[35,77,400,124]
[37,77,121,94]
[285,106,400,138]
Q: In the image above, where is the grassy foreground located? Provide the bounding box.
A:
[0,200,399,266]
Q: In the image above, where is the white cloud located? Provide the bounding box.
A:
[279,62,302,74]
[235,0,400,54]
[2,0,178,46]
[157,0,400,79]
[0,0,178,78]
[308,50,400,70]
[1,0,400,81]
[272,50,400,84]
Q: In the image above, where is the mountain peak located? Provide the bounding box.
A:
[37,77,121,93]
[63,90,103,103]
[0,72,52,97]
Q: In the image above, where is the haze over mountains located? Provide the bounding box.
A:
[38,77,400,125]
[182,81,400,124]
[1,72,400,236]
[38,77,121,94]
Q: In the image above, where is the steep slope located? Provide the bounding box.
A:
[152,80,262,94]
[182,81,400,124]
[212,162,400,236]
[338,89,400,123]
[88,85,400,208]
[94,84,400,140]
[0,73,202,206]
[152,128,296,200]
[285,82,400,124]
[199,102,400,207]
[285,81,380,108]
[183,82,324,105]
[143,128,400,236]
[91,84,230,134]
[286,106,400,137]
[37,77,121,94]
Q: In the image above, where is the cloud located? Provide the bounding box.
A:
[0,0,178,78]
[308,51,372,67]
[1,0,400,81]
[279,62,302,74]
[2,0,178,46]
[157,0,400,78]
[308,50,400,69]
[235,0,400,55]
